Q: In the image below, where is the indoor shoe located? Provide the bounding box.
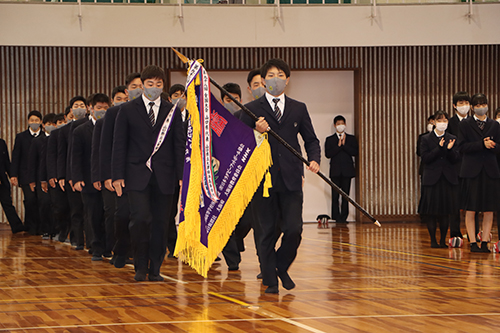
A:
[114,255,127,268]
[75,245,84,251]
[278,270,296,290]
[470,243,482,252]
[265,286,279,294]
[148,275,164,282]
[480,242,491,253]
[92,254,103,261]
[134,272,147,281]
[256,272,263,279]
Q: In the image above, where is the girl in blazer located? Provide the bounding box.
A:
[419,111,460,248]
[459,93,500,252]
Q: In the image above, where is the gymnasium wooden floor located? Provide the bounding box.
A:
[1,222,500,333]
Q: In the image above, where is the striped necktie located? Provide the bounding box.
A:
[272,98,282,123]
[148,101,156,126]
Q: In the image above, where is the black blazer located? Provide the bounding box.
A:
[72,120,97,194]
[11,129,38,185]
[112,97,185,195]
[46,128,60,181]
[27,134,48,184]
[458,116,500,179]
[57,118,88,180]
[91,118,103,183]
[420,131,460,186]
[99,105,121,182]
[325,133,358,179]
[0,139,11,186]
[241,95,321,192]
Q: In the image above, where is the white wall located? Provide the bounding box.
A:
[0,3,499,47]
[171,70,355,222]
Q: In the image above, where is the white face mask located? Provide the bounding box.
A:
[336,124,346,133]
[435,122,448,132]
[456,105,470,116]
[427,124,434,132]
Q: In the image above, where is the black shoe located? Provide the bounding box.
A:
[228,266,239,271]
[134,272,147,281]
[41,233,50,240]
[471,243,482,252]
[114,255,127,268]
[75,245,84,251]
[103,252,112,258]
[148,274,164,282]
[265,285,279,294]
[480,242,491,253]
[109,256,116,265]
[92,254,103,261]
[278,270,296,290]
[167,252,175,259]
[215,256,221,262]
[256,272,263,279]
[11,225,26,234]
[125,258,134,265]
[431,240,440,248]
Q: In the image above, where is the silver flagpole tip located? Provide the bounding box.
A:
[374,220,381,227]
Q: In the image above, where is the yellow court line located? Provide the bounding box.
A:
[208,292,251,307]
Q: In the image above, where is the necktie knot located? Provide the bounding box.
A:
[476,119,485,130]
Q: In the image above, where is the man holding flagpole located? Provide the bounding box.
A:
[112,65,185,282]
[241,59,321,294]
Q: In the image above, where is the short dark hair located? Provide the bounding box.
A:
[161,92,170,101]
[125,72,141,87]
[260,59,291,78]
[169,84,185,97]
[221,83,241,100]
[112,85,127,99]
[91,93,111,107]
[42,113,56,124]
[427,115,435,122]
[69,96,87,108]
[64,106,72,116]
[54,113,66,123]
[494,107,500,119]
[28,110,42,121]
[247,69,261,86]
[434,110,449,121]
[333,115,346,124]
[453,91,471,105]
[471,93,488,106]
[141,65,166,83]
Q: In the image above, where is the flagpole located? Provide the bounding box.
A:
[209,78,381,228]
[170,48,380,227]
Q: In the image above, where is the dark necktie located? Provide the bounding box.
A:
[272,98,282,123]
[148,102,156,126]
[476,119,485,130]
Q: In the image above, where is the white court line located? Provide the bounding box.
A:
[3,312,500,331]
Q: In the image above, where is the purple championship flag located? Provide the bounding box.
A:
[175,62,272,277]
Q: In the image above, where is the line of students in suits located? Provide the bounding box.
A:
[418,92,500,252]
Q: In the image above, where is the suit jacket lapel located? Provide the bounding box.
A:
[154,100,169,130]
[259,97,279,126]
[469,117,483,137]
[135,98,153,128]
[483,118,494,135]
[280,96,293,125]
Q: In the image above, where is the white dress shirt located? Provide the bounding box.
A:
[265,92,285,116]
[142,93,161,123]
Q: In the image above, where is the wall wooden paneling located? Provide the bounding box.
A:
[0,45,499,223]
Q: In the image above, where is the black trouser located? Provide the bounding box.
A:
[257,174,303,288]
[222,197,259,269]
[82,191,105,256]
[0,181,24,232]
[49,184,70,240]
[330,176,352,222]
[36,185,53,235]
[21,184,40,234]
[101,188,116,255]
[128,174,174,277]
[65,182,85,247]
[113,192,131,257]
[423,214,449,246]
[167,184,180,255]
